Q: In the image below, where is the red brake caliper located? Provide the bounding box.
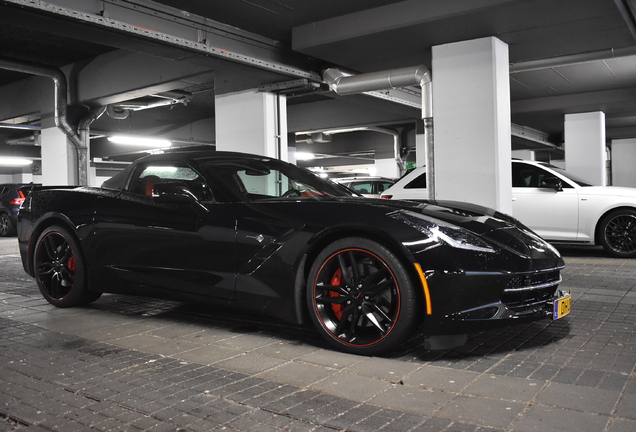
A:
[67,254,76,281]
[330,268,344,319]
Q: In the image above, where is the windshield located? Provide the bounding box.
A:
[196,157,353,202]
[537,162,593,186]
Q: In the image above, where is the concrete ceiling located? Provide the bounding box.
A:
[1,0,636,175]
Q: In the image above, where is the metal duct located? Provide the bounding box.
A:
[77,106,107,186]
[322,65,433,180]
[0,123,41,130]
[323,66,431,95]
[363,127,404,173]
[106,105,130,120]
[509,46,636,73]
[0,57,81,149]
[106,91,192,120]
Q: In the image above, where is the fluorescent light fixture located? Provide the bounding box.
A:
[0,157,33,166]
[108,135,171,147]
[295,152,315,160]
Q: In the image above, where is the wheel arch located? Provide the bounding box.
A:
[27,213,83,275]
[594,206,636,245]
[294,226,425,324]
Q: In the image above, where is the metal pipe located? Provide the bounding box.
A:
[366,127,404,175]
[0,123,41,130]
[0,57,82,149]
[424,118,435,201]
[323,65,431,95]
[322,65,433,177]
[77,106,107,185]
[106,105,130,120]
[509,46,636,73]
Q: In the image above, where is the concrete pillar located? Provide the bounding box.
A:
[40,126,77,186]
[415,128,426,168]
[431,37,512,214]
[375,158,400,178]
[611,138,636,187]
[564,112,606,186]
[215,90,288,160]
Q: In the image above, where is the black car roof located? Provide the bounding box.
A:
[142,150,271,162]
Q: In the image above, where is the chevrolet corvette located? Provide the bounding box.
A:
[18,150,569,355]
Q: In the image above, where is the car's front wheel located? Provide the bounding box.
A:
[0,213,15,237]
[599,209,636,258]
[34,225,101,307]
[307,237,420,355]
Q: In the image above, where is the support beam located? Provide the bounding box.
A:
[76,51,216,105]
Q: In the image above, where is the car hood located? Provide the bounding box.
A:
[344,197,521,235]
[336,197,560,262]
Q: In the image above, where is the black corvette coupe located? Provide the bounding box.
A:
[17,150,570,355]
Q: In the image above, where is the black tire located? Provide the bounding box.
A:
[307,237,420,355]
[0,213,15,237]
[599,209,636,258]
[33,225,101,307]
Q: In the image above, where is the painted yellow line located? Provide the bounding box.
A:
[413,263,432,315]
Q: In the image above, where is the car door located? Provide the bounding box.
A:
[90,161,236,300]
[511,162,579,241]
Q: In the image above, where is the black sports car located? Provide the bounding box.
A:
[17,150,570,355]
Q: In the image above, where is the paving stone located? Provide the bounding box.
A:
[309,371,393,403]
[512,404,610,432]
[368,385,455,416]
[436,396,526,429]
[463,375,545,402]
[536,382,621,414]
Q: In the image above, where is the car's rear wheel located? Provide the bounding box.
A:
[34,225,101,307]
[599,209,636,258]
[307,237,420,355]
[0,213,15,237]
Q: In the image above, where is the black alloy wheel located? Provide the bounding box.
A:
[0,213,14,237]
[307,237,420,355]
[599,210,636,258]
[34,225,101,307]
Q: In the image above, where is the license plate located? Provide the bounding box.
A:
[553,294,571,319]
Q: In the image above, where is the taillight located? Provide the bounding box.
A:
[381,195,392,199]
[10,190,25,206]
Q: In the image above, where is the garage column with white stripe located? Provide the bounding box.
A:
[215,90,288,161]
[431,37,512,214]
[564,111,606,186]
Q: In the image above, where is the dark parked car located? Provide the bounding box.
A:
[18,151,569,355]
[0,183,37,237]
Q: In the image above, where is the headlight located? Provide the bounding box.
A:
[389,210,496,253]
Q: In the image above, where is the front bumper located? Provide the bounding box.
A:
[448,288,570,322]
[422,266,567,335]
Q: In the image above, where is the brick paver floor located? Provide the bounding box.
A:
[0,238,635,431]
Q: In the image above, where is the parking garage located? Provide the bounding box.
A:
[1,0,636,431]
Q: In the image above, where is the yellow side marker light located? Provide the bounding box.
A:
[413,263,432,315]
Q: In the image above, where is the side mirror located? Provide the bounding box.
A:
[540,177,563,191]
[153,183,209,212]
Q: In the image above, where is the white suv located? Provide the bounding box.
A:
[381,160,636,258]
